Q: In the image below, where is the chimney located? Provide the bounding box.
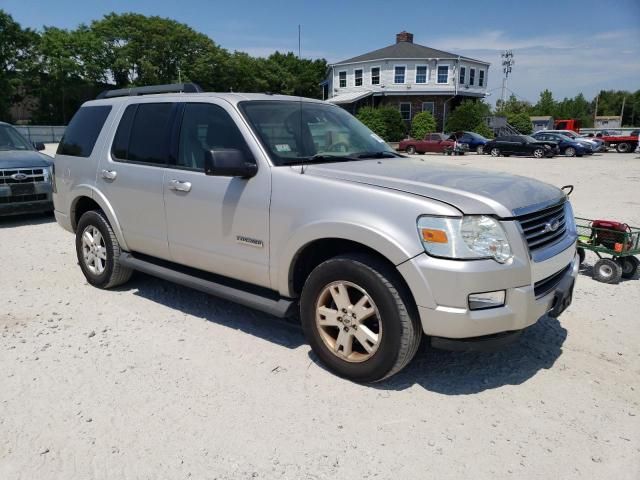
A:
[396,31,414,43]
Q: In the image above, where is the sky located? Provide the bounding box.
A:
[3,0,640,105]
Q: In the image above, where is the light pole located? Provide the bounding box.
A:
[500,50,514,107]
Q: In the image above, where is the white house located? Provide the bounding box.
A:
[322,31,490,130]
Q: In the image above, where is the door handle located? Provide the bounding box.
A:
[101,169,117,180]
[169,179,192,192]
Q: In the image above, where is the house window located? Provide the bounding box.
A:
[469,68,475,86]
[338,71,347,88]
[394,66,406,84]
[371,67,380,85]
[354,69,363,87]
[437,65,449,84]
[459,67,466,85]
[479,70,485,87]
[415,65,427,84]
[422,102,435,115]
[399,102,411,121]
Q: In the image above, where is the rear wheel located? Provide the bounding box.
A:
[593,258,622,284]
[300,254,422,383]
[616,142,631,153]
[565,147,576,157]
[406,145,416,155]
[616,256,639,279]
[490,147,500,157]
[76,210,133,289]
[533,148,545,158]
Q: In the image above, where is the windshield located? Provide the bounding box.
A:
[239,101,396,165]
[0,125,33,151]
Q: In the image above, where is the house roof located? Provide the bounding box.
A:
[333,40,489,66]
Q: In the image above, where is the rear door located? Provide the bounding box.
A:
[97,101,177,259]
[162,101,271,287]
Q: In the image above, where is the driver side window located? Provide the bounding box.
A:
[177,103,251,170]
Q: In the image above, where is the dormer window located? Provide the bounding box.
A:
[394,66,406,84]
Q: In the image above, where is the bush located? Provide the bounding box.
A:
[410,111,436,139]
[471,122,494,139]
[508,112,533,134]
[445,99,491,132]
[356,106,407,142]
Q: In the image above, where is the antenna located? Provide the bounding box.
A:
[500,50,515,106]
[298,24,301,58]
[298,24,306,174]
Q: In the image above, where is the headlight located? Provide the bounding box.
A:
[417,215,512,263]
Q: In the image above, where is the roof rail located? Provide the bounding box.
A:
[96,83,204,99]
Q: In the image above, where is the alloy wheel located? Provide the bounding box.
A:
[315,281,382,363]
[533,148,544,158]
[81,226,107,275]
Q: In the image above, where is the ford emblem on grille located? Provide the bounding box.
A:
[543,216,561,233]
[11,173,28,181]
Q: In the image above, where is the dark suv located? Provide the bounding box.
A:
[484,135,558,158]
[0,122,53,216]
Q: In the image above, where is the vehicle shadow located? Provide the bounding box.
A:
[119,272,306,350]
[0,211,55,228]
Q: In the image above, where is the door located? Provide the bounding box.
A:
[162,102,271,288]
[98,102,177,259]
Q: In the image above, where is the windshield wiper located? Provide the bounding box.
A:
[355,151,400,159]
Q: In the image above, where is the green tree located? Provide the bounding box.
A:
[356,107,386,138]
[496,94,531,116]
[472,122,493,139]
[446,99,491,132]
[410,111,436,139]
[378,107,407,142]
[507,112,533,134]
[531,89,556,116]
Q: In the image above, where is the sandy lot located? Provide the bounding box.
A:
[1,151,639,479]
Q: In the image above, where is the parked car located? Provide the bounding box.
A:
[53,84,578,382]
[0,121,53,216]
[399,133,455,154]
[484,135,558,158]
[448,131,489,154]
[545,129,606,152]
[531,131,592,156]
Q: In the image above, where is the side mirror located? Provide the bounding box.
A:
[204,149,257,178]
[34,142,45,151]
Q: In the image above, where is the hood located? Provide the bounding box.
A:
[305,158,565,217]
[0,150,52,169]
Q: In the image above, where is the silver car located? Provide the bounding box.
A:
[53,84,578,382]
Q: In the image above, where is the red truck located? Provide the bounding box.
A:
[399,133,455,154]
[595,130,639,153]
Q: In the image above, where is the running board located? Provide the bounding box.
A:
[119,253,297,318]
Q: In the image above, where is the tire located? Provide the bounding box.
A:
[577,247,586,265]
[593,258,622,284]
[616,256,639,279]
[565,147,576,157]
[490,147,500,157]
[76,210,133,289]
[300,254,422,383]
[616,142,631,153]
[476,145,484,155]
[406,145,416,155]
[533,148,545,158]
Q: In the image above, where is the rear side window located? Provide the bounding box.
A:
[112,103,174,165]
[57,105,111,157]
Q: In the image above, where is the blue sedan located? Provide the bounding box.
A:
[448,131,489,154]
[531,132,592,156]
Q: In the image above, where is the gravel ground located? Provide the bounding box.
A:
[1,151,639,479]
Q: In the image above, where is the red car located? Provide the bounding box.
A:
[399,133,455,154]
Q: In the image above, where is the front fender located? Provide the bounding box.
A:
[274,220,423,297]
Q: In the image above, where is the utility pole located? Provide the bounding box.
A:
[500,50,514,108]
[298,24,301,59]
[593,94,599,124]
[620,96,626,125]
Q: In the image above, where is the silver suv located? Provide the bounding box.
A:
[53,84,578,382]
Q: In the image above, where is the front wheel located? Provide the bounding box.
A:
[405,145,416,155]
[300,254,422,383]
[565,147,576,157]
[533,148,545,158]
[490,147,500,157]
[76,210,133,289]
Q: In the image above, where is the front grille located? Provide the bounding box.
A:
[0,193,48,204]
[517,201,567,252]
[534,264,571,298]
[0,168,46,185]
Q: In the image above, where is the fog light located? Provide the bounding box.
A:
[468,290,506,310]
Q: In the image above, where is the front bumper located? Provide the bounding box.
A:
[0,183,53,216]
[398,244,578,341]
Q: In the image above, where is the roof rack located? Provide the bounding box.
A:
[96,83,203,99]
